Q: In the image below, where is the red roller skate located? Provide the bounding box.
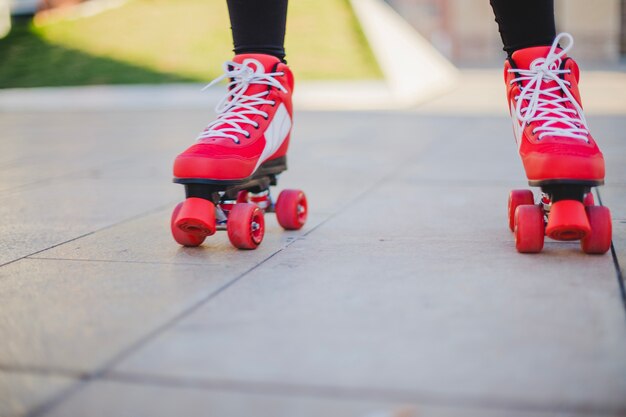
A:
[504,33,611,254]
[171,54,307,250]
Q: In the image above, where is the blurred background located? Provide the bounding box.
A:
[0,0,382,88]
[387,0,626,67]
[1,0,624,89]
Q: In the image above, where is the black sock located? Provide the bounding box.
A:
[226,0,288,61]
[489,0,556,57]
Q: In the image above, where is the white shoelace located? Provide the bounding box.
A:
[508,32,589,141]
[198,59,287,144]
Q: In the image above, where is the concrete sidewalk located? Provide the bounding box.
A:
[1,73,625,417]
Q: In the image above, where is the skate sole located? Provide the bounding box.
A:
[528,178,603,187]
[173,156,287,187]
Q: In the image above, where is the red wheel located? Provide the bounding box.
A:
[514,205,544,253]
[236,190,249,203]
[171,200,214,247]
[581,206,612,254]
[583,192,595,207]
[227,203,265,249]
[275,189,308,230]
[508,189,534,231]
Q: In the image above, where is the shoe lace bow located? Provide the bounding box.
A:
[198,59,287,144]
[508,32,589,141]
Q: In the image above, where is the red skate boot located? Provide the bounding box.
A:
[504,33,611,254]
[171,54,308,249]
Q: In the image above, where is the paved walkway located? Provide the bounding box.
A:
[1,71,625,417]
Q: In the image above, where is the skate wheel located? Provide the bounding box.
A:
[508,190,534,231]
[171,199,215,247]
[545,200,590,241]
[581,206,612,254]
[227,203,265,249]
[514,205,544,253]
[275,189,308,230]
[583,192,595,207]
[236,190,249,204]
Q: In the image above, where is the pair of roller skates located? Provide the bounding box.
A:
[505,33,612,254]
[171,33,612,254]
[171,54,307,249]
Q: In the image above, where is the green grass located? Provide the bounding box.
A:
[0,0,381,88]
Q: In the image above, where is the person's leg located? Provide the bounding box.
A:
[171,0,303,249]
[226,0,288,61]
[492,3,611,254]
[489,0,556,56]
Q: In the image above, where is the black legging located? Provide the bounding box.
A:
[489,0,556,56]
[225,0,556,60]
[226,0,288,61]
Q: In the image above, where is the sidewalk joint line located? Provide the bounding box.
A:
[99,370,624,416]
[0,202,175,270]
[24,256,282,267]
[0,364,87,380]
[596,189,626,316]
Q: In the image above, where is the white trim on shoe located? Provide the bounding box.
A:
[254,103,292,171]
